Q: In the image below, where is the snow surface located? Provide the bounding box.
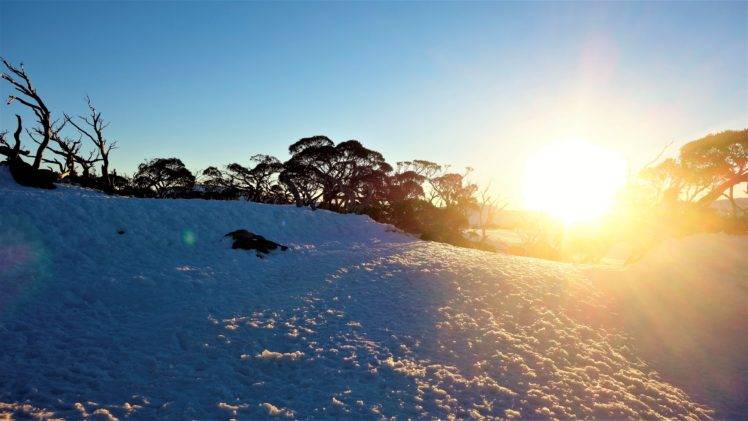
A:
[587,233,748,419]
[0,166,726,419]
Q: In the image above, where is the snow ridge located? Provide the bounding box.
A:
[0,168,711,419]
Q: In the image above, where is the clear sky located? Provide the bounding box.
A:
[1,1,746,206]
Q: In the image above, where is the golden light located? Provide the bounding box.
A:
[522,139,627,224]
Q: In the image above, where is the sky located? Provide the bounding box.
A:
[1,1,747,206]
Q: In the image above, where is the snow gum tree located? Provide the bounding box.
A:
[640,129,747,212]
[133,157,196,198]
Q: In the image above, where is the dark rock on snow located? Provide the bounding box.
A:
[225,229,288,257]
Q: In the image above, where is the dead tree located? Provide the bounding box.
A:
[77,150,101,178]
[1,58,52,170]
[65,96,117,190]
[477,181,506,242]
[43,139,80,174]
[26,118,75,174]
[43,135,82,177]
[0,114,29,161]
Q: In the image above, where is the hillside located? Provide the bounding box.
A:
[0,166,731,419]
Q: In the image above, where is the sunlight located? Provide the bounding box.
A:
[523,139,628,224]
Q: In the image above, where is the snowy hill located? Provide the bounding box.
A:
[0,166,729,419]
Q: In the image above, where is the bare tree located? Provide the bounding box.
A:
[0,114,29,161]
[1,58,53,169]
[65,96,117,190]
[476,181,506,242]
[43,135,81,176]
[51,136,101,178]
[26,116,85,174]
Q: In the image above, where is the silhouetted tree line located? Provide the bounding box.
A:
[1,59,489,247]
[2,58,745,257]
[117,144,482,245]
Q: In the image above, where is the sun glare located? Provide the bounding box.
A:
[523,139,628,224]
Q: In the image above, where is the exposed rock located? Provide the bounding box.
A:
[225,229,288,257]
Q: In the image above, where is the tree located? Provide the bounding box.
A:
[201,154,285,202]
[397,160,444,205]
[42,133,83,176]
[0,114,29,161]
[427,167,478,216]
[248,155,283,200]
[476,181,506,242]
[280,136,393,212]
[640,129,747,209]
[682,129,747,209]
[1,58,59,170]
[279,161,318,208]
[333,140,392,212]
[200,166,238,198]
[231,154,284,202]
[386,167,426,203]
[133,158,195,198]
[280,135,335,208]
[65,96,117,191]
[265,183,290,204]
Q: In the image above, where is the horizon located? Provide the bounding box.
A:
[1,1,747,208]
[1,2,747,419]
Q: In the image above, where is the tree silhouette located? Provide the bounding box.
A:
[65,96,117,191]
[476,181,506,242]
[386,167,426,202]
[42,133,84,176]
[642,129,747,210]
[0,115,28,161]
[200,154,284,202]
[1,58,62,170]
[200,166,239,199]
[280,135,335,208]
[682,129,747,209]
[133,158,195,198]
[280,136,393,212]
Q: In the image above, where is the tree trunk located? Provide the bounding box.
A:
[32,122,51,170]
[11,115,22,159]
[279,172,302,207]
[696,173,748,209]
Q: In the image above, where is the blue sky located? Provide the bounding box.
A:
[1,1,746,205]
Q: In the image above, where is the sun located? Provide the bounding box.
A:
[522,139,628,224]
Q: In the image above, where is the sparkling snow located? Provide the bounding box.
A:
[0,167,730,419]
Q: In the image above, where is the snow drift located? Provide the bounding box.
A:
[0,166,728,419]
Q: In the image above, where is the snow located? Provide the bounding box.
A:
[469,227,524,252]
[586,233,748,418]
[0,166,735,419]
[255,350,305,361]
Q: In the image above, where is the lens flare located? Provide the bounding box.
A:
[182,229,197,246]
[0,214,53,317]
